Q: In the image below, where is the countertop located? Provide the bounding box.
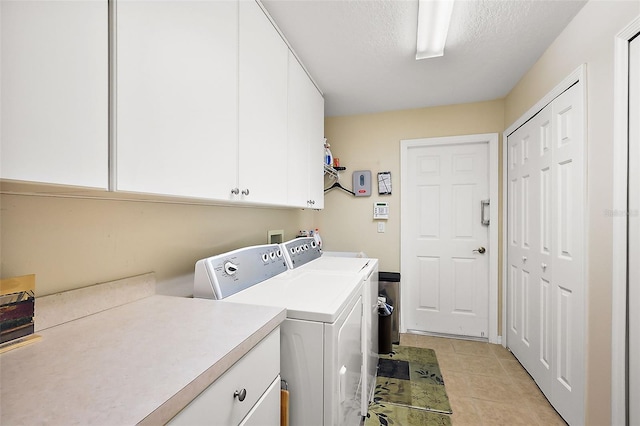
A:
[0,295,286,425]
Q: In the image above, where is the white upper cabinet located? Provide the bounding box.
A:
[308,89,325,209]
[287,53,325,209]
[238,0,288,205]
[1,0,108,189]
[1,0,323,207]
[115,0,238,200]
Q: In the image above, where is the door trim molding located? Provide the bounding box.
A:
[400,133,499,344]
[504,65,586,137]
[612,15,640,426]
[501,64,587,349]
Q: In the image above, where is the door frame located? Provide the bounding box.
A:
[612,15,640,426]
[501,64,587,349]
[400,133,499,344]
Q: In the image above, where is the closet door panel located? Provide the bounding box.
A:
[549,83,585,426]
[506,82,584,426]
[629,33,640,426]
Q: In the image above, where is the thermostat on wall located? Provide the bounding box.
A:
[352,170,372,197]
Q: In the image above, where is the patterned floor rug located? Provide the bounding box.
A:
[364,400,452,426]
[364,344,453,426]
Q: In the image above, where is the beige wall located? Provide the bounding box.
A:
[504,1,640,424]
[0,194,308,296]
[319,99,504,270]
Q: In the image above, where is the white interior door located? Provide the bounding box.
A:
[506,82,585,426]
[402,136,491,339]
[506,102,553,391]
[628,33,640,426]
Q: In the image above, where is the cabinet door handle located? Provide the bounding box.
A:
[231,188,239,195]
[541,263,547,270]
[241,189,250,196]
[234,388,247,402]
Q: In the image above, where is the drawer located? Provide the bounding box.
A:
[239,375,281,426]
[169,328,280,425]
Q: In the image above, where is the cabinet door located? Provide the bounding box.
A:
[238,376,281,426]
[286,54,312,208]
[116,0,238,200]
[169,329,280,426]
[1,0,108,189]
[238,0,288,205]
[308,84,325,209]
[286,53,325,209]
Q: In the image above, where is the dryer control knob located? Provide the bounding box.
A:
[224,261,239,276]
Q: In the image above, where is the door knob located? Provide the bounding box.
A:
[473,247,486,254]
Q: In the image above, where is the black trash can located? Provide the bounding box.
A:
[378,272,401,344]
[378,301,393,354]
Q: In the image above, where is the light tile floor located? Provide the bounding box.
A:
[399,333,567,426]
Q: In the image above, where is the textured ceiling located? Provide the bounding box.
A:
[261,0,587,117]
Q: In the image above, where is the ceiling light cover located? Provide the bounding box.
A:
[416,0,454,60]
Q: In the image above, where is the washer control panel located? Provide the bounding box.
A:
[281,237,322,269]
[194,243,288,299]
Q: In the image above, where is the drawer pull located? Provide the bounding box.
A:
[234,388,247,402]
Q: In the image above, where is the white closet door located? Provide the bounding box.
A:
[506,82,584,426]
[507,103,553,394]
[549,83,585,425]
[629,33,640,426]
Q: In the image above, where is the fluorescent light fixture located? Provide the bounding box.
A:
[416,0,454,60]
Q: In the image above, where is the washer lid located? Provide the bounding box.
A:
[225,270,363,323]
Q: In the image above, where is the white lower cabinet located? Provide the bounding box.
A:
[239,376,281,426]
[169,329,280,426]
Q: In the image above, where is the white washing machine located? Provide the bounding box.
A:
[194,243,364,426]
[281,238,379,418]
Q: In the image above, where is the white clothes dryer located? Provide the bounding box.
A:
[280,238,379,418]
[194,243,365,426]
